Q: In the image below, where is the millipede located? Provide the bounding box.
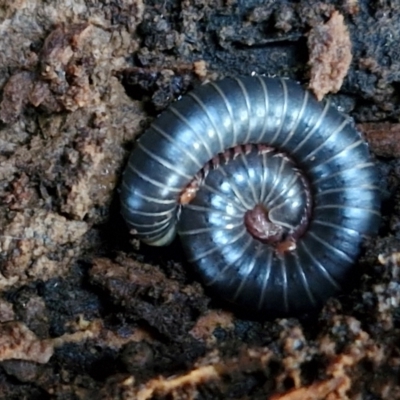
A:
[120,76,381,317]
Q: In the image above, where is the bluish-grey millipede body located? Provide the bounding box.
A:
[120,76,380,317]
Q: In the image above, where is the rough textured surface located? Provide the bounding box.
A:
[359,122,400,158]
[1,0,400,399]
[307,10,352,100]
[0,210,89,289]
[0,322,53,364]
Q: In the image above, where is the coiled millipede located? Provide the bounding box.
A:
[120,76,380,317]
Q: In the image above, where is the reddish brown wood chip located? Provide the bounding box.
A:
[358,122,400,158]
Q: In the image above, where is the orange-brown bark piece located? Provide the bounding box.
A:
[269,376,349,400]
[0,322,53,364]
[308,11,352,100]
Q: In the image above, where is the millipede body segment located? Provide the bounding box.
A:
[120,76,380,317]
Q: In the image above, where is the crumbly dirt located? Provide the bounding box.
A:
[1,1,400,399]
